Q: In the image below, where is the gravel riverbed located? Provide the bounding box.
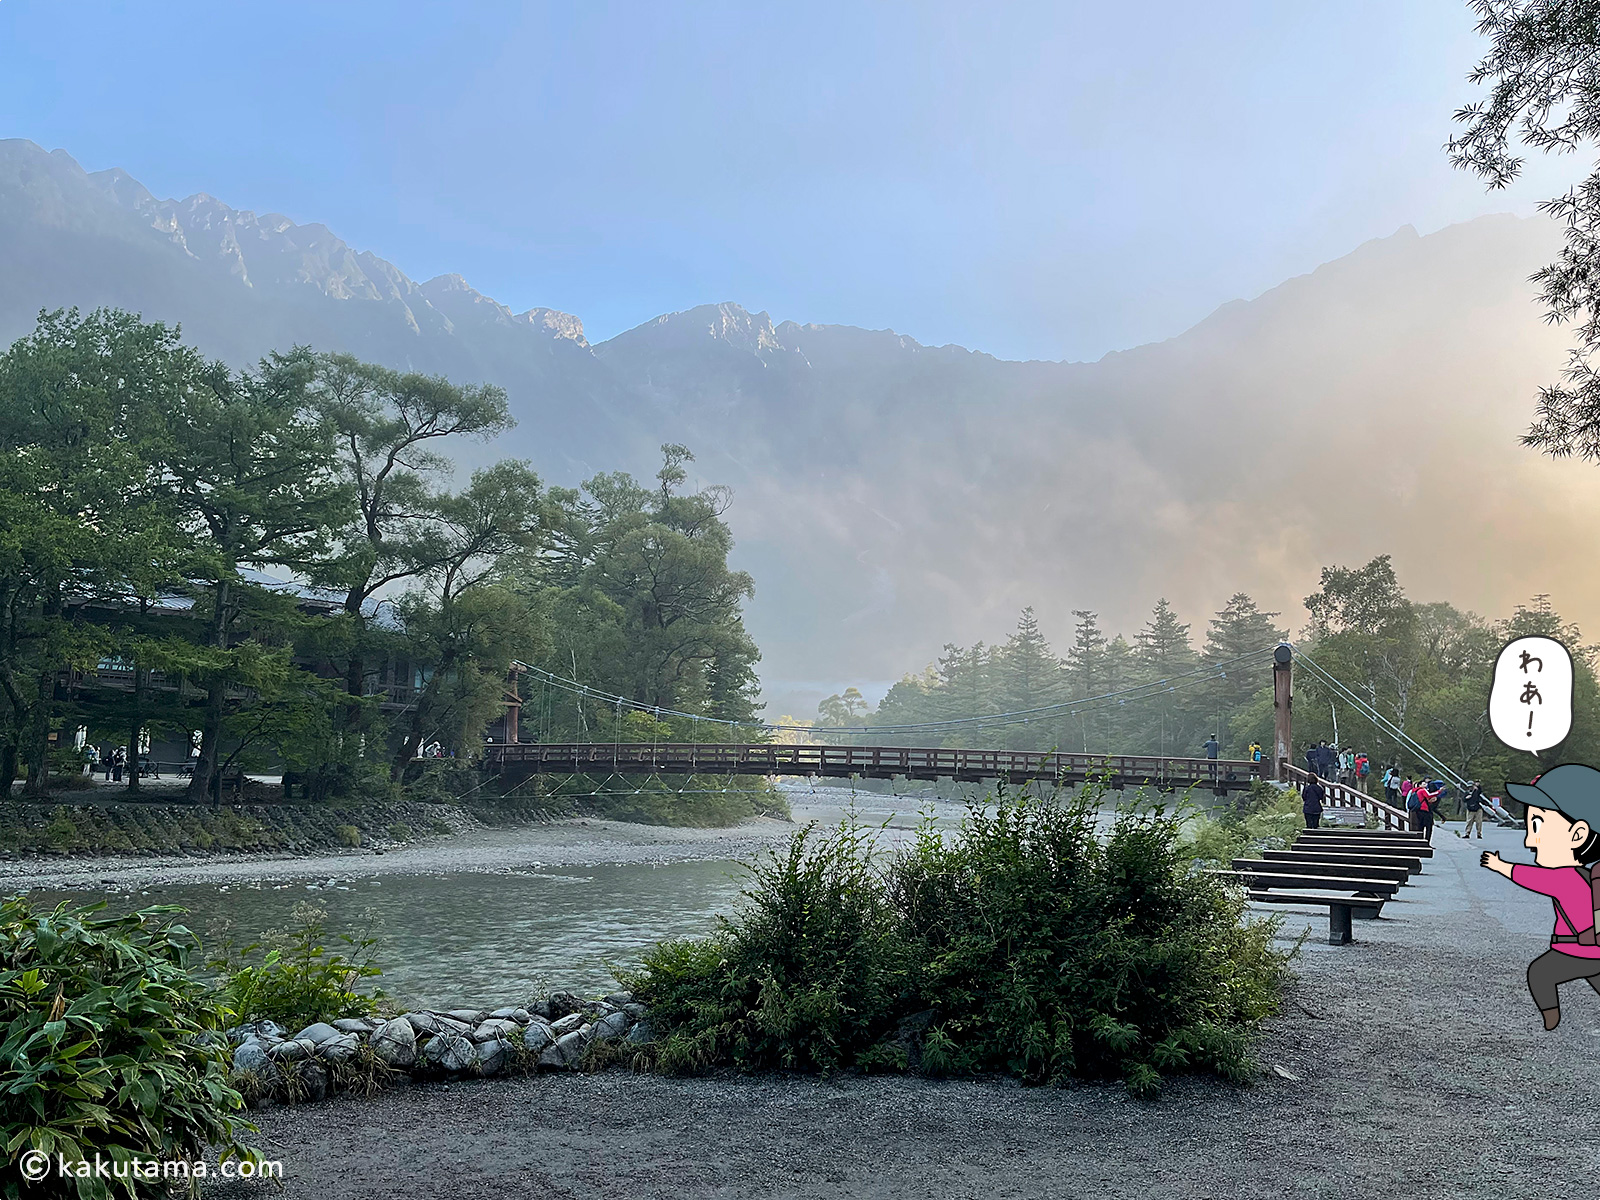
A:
[197,823,1593,1199]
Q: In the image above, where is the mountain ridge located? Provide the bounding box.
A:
[1,137,1593,720]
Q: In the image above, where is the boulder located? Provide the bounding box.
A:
[295,1060,328,1102]
[592,1011,631,1041]
[622,1003,648,1021]
[434,1015,474,1036]
[333,1018,375,1035]
[548,992,583,1019]
[423,1031,477,1074]
[538,1029,588,1070]
[266,1038,316,1062]
[472,1018,519,1043]
[529,999,554,1020]
[549,1012,586,1037]
[603,991,634,1008]
[443,1008,487,1026]
[233,1040,272,1074]
[293,1022,342,1046]
[403,1011,443,1035]
[371,1018,417,1068]
[477,1038,512,1077]
[518,1023,554,1055]
[624,1021,654,1045]
[489,1007,531,1024]
[317,1033,361,1062]
[255,1019,285,1041]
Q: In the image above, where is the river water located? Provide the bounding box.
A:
[20,781,1180,1008]
[29,858,757,1008]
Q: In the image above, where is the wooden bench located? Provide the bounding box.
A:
[1234,857,1410,887]
[1297,829,1427,844]
[1263,848,1423,876]
[1212,868,1398,899]
[1293,837,1433,859]
[1246,890,1386,944]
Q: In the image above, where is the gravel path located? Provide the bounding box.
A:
[202,823,1594,1199]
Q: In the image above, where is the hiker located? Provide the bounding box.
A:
[1382,765,1400,805]
[1403,775,1422,832]
[1305,745,1320,778]
[1459,781,1486,839]
[1318,740,1338,780]
[1301,776,1326,829]
[1356,752,1370,794]
[1480,764,1600,1031]
[1203,734,1220,760]
[111,746,125,783]
[1415,779,1441,842]
[1248,741,1262,763]
[1339,746,1355,785]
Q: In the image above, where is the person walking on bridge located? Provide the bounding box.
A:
[1301,776,1326,829]
[1382,765,1400,805]
[1203,734,1220,760]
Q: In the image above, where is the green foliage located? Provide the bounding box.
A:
[629,780,1288,1095]
[1184,783,1307,864]
[335,824,362,848]
[387,822,412,842]
[869,596,1285,756]
[545,773,789,827]
[0,897,259,1198]
[526,444,764,735]
[206,903,383,1031]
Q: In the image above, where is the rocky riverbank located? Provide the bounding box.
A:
[228,992,652,1105]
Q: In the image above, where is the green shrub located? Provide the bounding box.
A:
[0,897,260,1197]
[628,819,903,1075]
[207,903,383,1031]
[629,781,1289,1096]
[386,822,411,842]
[335,824,362,848]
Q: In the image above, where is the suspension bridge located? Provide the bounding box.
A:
[481,642,1462,818]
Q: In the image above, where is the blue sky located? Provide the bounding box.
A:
[0,0,1576,360]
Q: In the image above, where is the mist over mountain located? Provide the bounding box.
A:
[3,137,1593,720]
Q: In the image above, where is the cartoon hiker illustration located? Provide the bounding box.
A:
[1480,763,1600,1030]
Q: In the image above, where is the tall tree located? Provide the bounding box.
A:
[149,350,350,801]
[1133,598,1198,756]
[0,310,187,794]
[303,353,513,724]
[1451,1,1600,461]
[994,608,1064,750]
[389,461,547,776]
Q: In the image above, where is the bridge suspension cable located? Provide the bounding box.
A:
[513,645,1277,737]
[1293,651,1465,790]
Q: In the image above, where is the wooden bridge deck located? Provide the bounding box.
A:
[483,743,1264,790]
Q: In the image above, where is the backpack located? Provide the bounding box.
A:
[1548,866,1600,947]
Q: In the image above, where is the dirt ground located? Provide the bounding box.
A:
[197,822,1596,1200]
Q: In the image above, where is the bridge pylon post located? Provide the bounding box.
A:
[1273,643,1293,783]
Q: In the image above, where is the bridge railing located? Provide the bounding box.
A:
[483,742,1263,787]
[1285,765,1411,831]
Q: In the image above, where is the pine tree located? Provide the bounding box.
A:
[1202,593,1287,754]
[995,608,1064,750]
[1133,598,1197,756]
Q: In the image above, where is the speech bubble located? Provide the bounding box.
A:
[1489,636,1574,752]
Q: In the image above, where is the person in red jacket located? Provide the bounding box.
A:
[1481,764,1600,1030]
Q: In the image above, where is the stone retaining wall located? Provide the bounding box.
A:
[227,992,653,1103]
